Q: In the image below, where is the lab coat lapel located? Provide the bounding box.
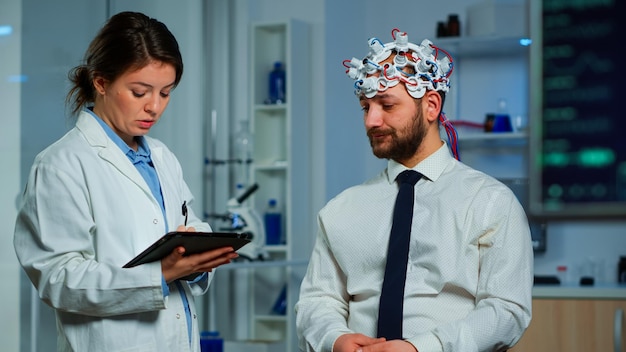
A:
[75,111,154,198]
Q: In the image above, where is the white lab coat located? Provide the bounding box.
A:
[14,111,212,352]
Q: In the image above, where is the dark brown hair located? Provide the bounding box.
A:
[66,11,183,115]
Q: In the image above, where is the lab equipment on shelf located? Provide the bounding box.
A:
[264,198,282,245]
[266,61,286,104]
[200,330,223,352]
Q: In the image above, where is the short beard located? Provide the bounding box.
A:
[367,105,427,162]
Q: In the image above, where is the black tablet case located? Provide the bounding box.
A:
[123,231,251,268]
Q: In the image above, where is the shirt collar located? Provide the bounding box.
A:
[386,141,455,184]
[86,108,151,162]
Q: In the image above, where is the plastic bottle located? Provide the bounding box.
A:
[271,284,288,315]
[264,198,282,245]
[200,330,223,352]
[233,120,253,188]
[436,21,448,38]
[267,61,286,104]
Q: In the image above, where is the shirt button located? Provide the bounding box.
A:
[193,314,197,319]
[176,313,181,319]
[153,219,158,224]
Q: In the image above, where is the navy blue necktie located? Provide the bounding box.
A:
[377,169,422,340]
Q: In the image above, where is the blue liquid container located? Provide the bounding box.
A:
[264,198,282,245]
[268,61,286,104]
[491,98,512,132]
[271,284,287,315]
[492,114,513,132]
[200,331,223,352]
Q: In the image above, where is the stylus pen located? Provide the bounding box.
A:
[182,201,188,227]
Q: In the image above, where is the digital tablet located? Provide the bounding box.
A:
[123,231,252,268]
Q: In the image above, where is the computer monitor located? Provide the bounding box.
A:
[528,0,626,219]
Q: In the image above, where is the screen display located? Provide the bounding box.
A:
[529,0,626,218]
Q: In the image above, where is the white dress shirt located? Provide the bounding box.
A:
[295,142,533,352]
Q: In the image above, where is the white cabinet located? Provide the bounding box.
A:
[242,19,311,352]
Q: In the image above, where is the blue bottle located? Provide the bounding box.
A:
[200,331,223,352]
[492,98,513,133]
[264,198,282,245]
[271,284,287,315]
[268,61,286,104]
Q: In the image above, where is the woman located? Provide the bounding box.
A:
[13,11,236,352]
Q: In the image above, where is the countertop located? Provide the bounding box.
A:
[532,283,626,299]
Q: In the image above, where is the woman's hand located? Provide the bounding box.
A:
[160,225,239,282]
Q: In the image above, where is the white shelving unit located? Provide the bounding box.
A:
[458,131,528,148]
[440,35,531,178]
[440,35,551,252]
[459,131,527,141]
[243,19,311,352]
[437,34,554,253]
[435,35,530,58]
[434,34,531,132]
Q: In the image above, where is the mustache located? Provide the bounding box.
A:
[367,127,394,139]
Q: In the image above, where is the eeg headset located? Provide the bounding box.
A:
[343,28,461,160]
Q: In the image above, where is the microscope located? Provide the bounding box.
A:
[209,183,268,261]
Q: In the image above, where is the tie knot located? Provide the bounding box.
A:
[396,170,421,186]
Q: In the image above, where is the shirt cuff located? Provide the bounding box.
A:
[326,329,352,352]
[188,272,207,283]
[406,332,442,352]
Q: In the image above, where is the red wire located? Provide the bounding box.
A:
[451,120,484,128]
[440,112,460,160]
[432,45,454,78]
[391,28,401,39]
[383,65,398,81]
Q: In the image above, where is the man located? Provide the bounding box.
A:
[295,29,532,352]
